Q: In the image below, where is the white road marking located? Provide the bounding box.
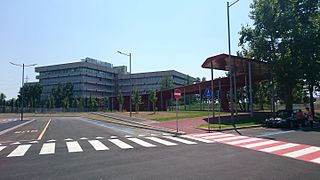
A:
[283,147,320,158]
[213,136,248,142]
[192,132,223,137]
[88,140,109,151]
[226,138,260,145]
[47,139,56,142]
[96,136,104,139]
[145,137,177,146]
[311,157,320,164]
[241,140,278,148]
[64,138,73,141]
[66,141,83,153]
[128,138,156,147]
[138,134,146,137]
[39,143,55,155]
[163,136,197,145]
[0,146,6,152]
[109,139,134,149]
[260,143,299,153]
[125,135,132,138]
[150,134,158,136]
[10,142,21,145]
[29,141,39,144]
[202,134,234,139]
[7,144,32,157]
[181,135,215,143]
[110,136,117,139]
[79,137,88,140]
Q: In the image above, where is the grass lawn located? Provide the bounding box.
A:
[115,111,230,122]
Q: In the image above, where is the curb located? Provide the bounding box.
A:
[0,119,36,136]
[197,124,262,132]
[86,113,185,135]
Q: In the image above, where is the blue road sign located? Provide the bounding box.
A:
[204,88,212,98]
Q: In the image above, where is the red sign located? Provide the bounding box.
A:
[174,89,182,100]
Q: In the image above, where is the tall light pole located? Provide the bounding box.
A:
[117,51,132,117]
[10,62,37,121]
[227,0,239,127]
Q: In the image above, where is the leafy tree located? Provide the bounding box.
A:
[201,77,206,82]
[51,83,73,108]
[47,95,55,109]
[117,92,124,112]
[149,89,158,114]
[19,83,43,109]
[132,89,142,113]
[88,96,97,110]
[62,97,70,111]
[238,0,320,110]
[0,93,6,110]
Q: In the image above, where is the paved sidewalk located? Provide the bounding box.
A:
[148,117,210,134]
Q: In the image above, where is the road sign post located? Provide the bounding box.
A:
[204,88,212,132]
[174,89,182,135]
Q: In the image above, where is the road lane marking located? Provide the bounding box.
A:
[39,143,55,155]
[88,140,109,151]
[109,139,134,149]
[213,136,248,142]
[96,136,104,139]
[64,138,73,141]
[37,118,52,140]
[7,144,32,157]
[66,141,83,153]
[127,138,156,147]
[163,136,197,145]
[226,138,261,145]
[192,132,223,137]
[283,147,320,158]
[10,142,21,145]
[181,135,215,143]
[47,139,56,142]
[260,143,299,153]
[241,140,278,148]
[145,137,177,146]
[202,134,234,139]
[311,157,320,164]
[0,119,35,136]
[79,137,88,140]
[0,146,6,152]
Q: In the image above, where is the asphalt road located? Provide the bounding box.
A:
[0,116,319,180]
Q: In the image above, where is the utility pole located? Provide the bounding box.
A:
[10,62,37,121]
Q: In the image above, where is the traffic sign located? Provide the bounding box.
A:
[204,88,212,98]
[174,89,182,100]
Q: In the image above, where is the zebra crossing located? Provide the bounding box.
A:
[0,118,19,123]
[189,132,320,165]
[0,135,213,158]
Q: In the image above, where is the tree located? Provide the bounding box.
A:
[201,77,206,82]
[62,97,70,111]
[238,0,320,110]
[88,96,97,110]
[47,95,55,109]
[117,92,124,112]
[19,83,43,109]
[195,77,201,83]
[149,89,158,114]
[132,89,142,113]
[51,83,73,108]
[0,93,6,111]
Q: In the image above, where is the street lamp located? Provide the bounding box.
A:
[227,0,239,127]
[117,51,132,117]
[9,62,37,121]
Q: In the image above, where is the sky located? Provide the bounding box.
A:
[0,0,253,99]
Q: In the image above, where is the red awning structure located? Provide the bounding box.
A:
[201,53,269,79]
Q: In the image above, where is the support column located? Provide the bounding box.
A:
[249,61,253,117]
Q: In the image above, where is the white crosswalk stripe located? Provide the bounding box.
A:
[202,134,234,139]
[163,136,197,145]
[311,157,320,164]
[39,143,55,155]
[241,140,278,148]
[128,138,156,147]
[88,140,109,151]
[192,132,222,137]
[226,138,260,145]
[260,143,299,153]
[0,146,6,152]
[214,136,248,142]
[181,135,215,143]
[283,147,320,158]
[7,145,32,157]
[145,137,177,146]
[66,141,83,153]
[109,139,134,149]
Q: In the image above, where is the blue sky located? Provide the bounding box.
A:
[0,0,253,99]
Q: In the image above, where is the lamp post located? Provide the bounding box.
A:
[227,0,239,127]
[117,51,132,117]
[9,62,37,121]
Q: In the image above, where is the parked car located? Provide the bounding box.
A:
[265,109,306,129]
